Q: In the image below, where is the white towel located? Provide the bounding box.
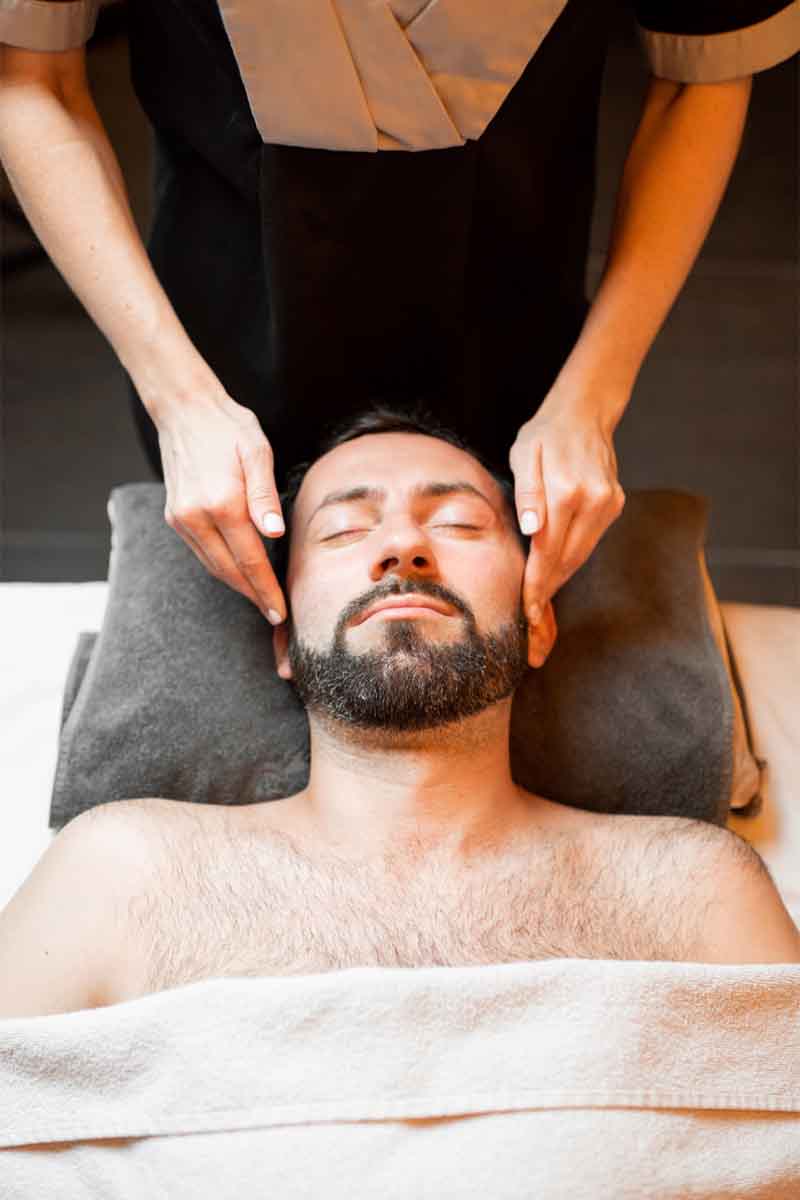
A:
[1,958,799,1198]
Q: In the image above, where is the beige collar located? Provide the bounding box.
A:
[216,0,569,151]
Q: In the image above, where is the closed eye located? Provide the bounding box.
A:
[322,523,479,541]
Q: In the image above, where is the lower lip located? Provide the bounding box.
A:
[363,606,446,622]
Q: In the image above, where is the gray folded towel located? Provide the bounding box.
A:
[49,484,762,830]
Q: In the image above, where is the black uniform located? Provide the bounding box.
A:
[2,0,798,489]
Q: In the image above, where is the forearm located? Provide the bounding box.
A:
[0,80,211,419]
[553,75,753,430]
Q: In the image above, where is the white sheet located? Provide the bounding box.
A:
[1,960,799,1196]
[0,582,109,910]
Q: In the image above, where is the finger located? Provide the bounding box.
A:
[546,488,626,595]
[239,421,286,538]
[513,440,547,536]
[213,507,288,622]
[172,519,238,589]
[522,491,578,617]
[540,509,602,601]
[177,515,285,624]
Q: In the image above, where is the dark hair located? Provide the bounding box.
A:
[266,396,528,593]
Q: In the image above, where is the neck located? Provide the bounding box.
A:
[292,701,542,865]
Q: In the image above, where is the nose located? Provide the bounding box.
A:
[372,518,437,582]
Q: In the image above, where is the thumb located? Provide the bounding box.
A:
[515,443,545,535]
[242,445,285,537]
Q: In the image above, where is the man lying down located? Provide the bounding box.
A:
[2,405,800,1021]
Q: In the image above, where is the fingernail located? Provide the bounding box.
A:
[262,512,285,534]
[520,510,540,535]
[266,608,284,625]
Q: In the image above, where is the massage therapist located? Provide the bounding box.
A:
[1,1,796,625]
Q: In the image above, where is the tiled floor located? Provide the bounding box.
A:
[2,2,798,602]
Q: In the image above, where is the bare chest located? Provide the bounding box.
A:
[113,817,684,1003]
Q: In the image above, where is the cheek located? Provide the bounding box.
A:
[456,556,522,623]
[290,571,348,633]
[499,563,528,625]
[481,548,524,595]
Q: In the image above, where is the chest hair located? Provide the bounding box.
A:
[121,814,702,998]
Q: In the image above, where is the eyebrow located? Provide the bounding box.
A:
[305,481,497,532]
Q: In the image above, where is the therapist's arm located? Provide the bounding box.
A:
[548,74,753,429]
[0,43,291,623]
[0,806,137,1019]
[0,43,216,423]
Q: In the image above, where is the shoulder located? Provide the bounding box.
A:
[75,795,232,864]
[76,795,217,933]
[0,798,199,1019]
[681,823,800,964]
[586,811,772,891]
[60,796,196,888]
[0,796,219,1022]
[75,798,230,1008]
[585,811,759,864]
[589,814,800,964]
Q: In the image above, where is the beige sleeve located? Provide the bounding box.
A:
[633,0,800,83]
[0,0,101,51]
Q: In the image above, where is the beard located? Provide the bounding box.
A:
[285,600,530,733]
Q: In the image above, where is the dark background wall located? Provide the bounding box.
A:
[2,2,799,604]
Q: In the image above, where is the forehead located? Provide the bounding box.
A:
[294,432,503,526]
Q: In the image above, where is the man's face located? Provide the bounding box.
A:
[272,432,556,732]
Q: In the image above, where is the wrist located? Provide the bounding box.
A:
[539,370,632,436]
[548,274,644,428]
[121,318,222,425]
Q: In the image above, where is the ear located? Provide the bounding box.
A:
[527,600,557,669]
[273,621,293,680]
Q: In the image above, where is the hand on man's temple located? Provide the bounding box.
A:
[509,387,626,622]
[156,391,288,625]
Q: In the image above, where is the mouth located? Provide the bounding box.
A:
[352,595,455,626]
[363,605,446,622]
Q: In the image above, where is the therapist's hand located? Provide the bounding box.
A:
[156,390,288,625]
[509,388,627,622]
